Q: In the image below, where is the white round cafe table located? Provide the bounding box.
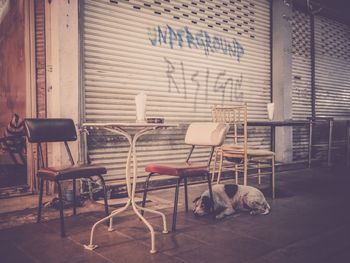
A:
[81,122,178,254]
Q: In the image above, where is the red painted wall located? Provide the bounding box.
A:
[0,0,26,135]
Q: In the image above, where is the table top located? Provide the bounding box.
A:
[82,121,310,128]
[82,122,178,128]
[248,120,310,127]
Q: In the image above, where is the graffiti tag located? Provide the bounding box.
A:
[149,25,245,62]
[165,58,243,111]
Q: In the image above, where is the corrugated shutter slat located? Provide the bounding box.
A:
[82,0,271,183]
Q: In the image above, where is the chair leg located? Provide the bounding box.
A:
[234,164,238,184]
[243,159,248,186]
[271,157,276,199]
[37,178,44,223]
[172,177,182,232]
[258,162,261,185]
[206,173,214,215]
[141,173,153,216]
[88,179,93,200]
[72,179,77,216]
[56,181,66,237]
[211,149,218,182]
[217,150,223,183]
[184,177,188,212]
[97,175,109,216]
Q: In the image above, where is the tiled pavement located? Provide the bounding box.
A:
[1,166,350,263]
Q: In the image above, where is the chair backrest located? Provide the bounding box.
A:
[185,122,229,147]
[211,104,248,149]
[24,118,77,167]
[24,118,77,143]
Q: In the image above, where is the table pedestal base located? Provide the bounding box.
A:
[83,244,98,251]
[82,123,176,253]
[84,197,168,254]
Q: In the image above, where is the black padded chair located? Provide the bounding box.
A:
[24,118,109,237]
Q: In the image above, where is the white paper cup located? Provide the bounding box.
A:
[135,92,147,122]
[267,102,274,120]
[136,104,146,121]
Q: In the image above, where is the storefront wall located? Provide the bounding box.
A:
[314,15,350,162]
[290,6,350,164]
[314,16,350,118]
[291,8,312,161]
[18,0,348,188]
[81,0,272,183]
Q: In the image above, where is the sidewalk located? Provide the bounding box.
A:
[0,167,349,263]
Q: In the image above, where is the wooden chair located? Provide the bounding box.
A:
[141,122,229,231]
[24,118,109,237]
[211,105,276,198]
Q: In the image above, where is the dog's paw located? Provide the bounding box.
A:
[250,209,270,216]
[249,210,259,216]
[261,208,270,215]
[215,214,225,219]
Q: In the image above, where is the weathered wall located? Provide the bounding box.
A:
[272,0,293,162]
[35,0,46,118]
[0,0,26,135]
[46,0,79,167]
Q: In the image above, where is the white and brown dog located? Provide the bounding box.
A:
[193,184,271,219]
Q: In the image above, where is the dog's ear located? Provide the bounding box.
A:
[214,205,225,216]
[224,184,238,198]
[201,196,213,212]
[193,196,200,203]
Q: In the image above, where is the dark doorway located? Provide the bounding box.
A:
[0,1,27,191]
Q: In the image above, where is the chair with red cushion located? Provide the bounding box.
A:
[24,118,109,237]
[141,122,229,231]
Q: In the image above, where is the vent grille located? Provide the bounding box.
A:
[291,8,312,161]
[319,17,350,60]
[292,9,311,58]
[110,0,257,38]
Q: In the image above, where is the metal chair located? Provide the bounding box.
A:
[212,105,276,198]
[24,118,109,237]
[141,122,229,231]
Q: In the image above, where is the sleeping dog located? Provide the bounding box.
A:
[193,184,270,219]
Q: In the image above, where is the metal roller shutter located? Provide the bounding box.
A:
[314,16,350,119]
[291,8,312,161]
[81,0,271,183]
[314,16,350,162]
